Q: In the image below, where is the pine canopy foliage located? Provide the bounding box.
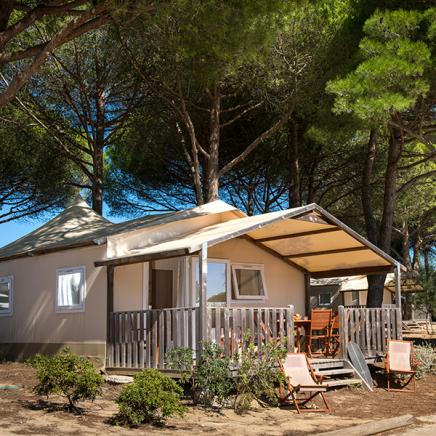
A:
[0,0,434,280]
[327,8,434,123]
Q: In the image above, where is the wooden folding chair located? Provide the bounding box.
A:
[386,339,416,392]
[279,353,330,413]
[307,309,332,357]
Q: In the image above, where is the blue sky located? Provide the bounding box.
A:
[0,220,41,246]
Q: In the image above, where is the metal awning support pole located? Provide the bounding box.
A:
[394,262,401,311]
[304,274,310,316]
[106,265,114,368]
[198,243,208,359]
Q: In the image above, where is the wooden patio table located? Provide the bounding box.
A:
[293,319,311,352]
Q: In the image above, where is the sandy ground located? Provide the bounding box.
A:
[0,362,435,435]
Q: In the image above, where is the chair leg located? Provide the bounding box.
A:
[307,336,312,358]
[291,391,301,414]
[387,372,416,393]
[295,391,330,413]
[321,392,331,412]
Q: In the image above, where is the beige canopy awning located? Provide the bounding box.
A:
[95,204,402,278]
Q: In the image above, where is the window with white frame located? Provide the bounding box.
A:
[232,264,267,300]
[0,275,13,315]
[193,258,229,304]
[350,290,359,306]
[318,291,331,307]
[56,266,85,312]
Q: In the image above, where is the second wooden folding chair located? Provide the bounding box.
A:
[307,309,332,357]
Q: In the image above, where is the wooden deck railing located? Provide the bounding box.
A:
[206,306,295,357]
[107,305,295,368]
[338,306,402,358]
[107,307,199,369]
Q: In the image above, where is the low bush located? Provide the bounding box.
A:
[115,369,185,425]
[27,347,103,411]
[414,344,436,379]
[234,339,287,414]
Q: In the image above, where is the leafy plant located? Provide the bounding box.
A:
[414,344,436,379]
[194,342,234,408]
[115,369,185,425]
[27,347,103,411]
[233,337,287,414]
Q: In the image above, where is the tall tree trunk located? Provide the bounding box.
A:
[288,118,301,207]
[402,221,413,319]
[92,146,104,215]
[361,129,378,245]
[361,130,384,308]
[367,122,403,308]
[92,85,105,215]
[206,83,221,202]
[379,123,403,252]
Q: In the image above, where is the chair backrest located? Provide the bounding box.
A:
[311,309,332,331]
[331,314,339,330]
[282,353,316,388]
[388,340,412,372]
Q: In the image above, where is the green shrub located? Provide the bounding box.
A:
[27,347,103,411]
[234,339,287,414]
[415,344,436,379]
[115,369,185,425]
[194,342,234,407]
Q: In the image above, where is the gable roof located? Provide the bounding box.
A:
[0,198,241,262]
[0,198,403,278]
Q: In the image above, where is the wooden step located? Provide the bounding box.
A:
[315,368,354,377]
[323,378,362,388]
[310,359,345,370]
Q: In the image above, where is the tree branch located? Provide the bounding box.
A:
[0,1,111,108]
[397,170,436,196]
[219,104,294,176]
[220,101,263,128]
[0,1,88,49]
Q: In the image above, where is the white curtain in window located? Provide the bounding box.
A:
[176,257,192,307]
[0,281,10,310]
[58,272,81,306]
